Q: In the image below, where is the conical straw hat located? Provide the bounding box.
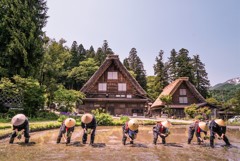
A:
[162,120,172,128]
[81,113,93,124]
[128,119,139,131]
[11,114,26,126]
[199,122,209,132]
[64,118,76,128]
[215,119,225,126]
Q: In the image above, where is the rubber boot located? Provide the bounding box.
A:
[188,139,191,144]
[223,136,231,146]
[122,137,127,145]
[25,138,29,144]
[210,139,214,148]
[162,139,166,144]
[57,137,61,144]
[153,139,157,145]
[9,137,14,144]
[89,138,94,146]
[66,137,71,144]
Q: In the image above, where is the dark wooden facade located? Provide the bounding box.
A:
[151,77,218,118]
[80,55,149,116]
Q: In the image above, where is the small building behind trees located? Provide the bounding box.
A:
[80,55,149,116]
[150,77,218,118]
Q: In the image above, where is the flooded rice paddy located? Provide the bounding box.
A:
[0,125,240,161]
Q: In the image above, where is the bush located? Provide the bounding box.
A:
[120,116,130,122]
[35,111,59,120]
[91,108,113,126]
[57,115,81,125]
[195,115,204,120]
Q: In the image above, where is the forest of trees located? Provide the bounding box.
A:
[0,0,239,116]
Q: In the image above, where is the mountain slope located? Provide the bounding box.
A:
[210,77,240,101]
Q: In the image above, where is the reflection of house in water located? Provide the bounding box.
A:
[79,55,149,116]
[150,77,218,118]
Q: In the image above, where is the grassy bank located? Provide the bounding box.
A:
[0,121,62,139]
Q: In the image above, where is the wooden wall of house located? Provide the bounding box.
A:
[83,102,146,116]
[88,64,139,98]
[172,82,200,105]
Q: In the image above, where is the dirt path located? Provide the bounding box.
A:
[0,125,240,161]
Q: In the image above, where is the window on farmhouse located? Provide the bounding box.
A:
[180,89,186,95]
[108,72,118,79]
[179,97,188,103]
[118,83,126,91]
[98,83,107,91]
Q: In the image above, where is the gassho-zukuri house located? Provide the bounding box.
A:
[79,54,150,116]
[150,77,218,118]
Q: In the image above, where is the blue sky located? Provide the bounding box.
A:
[44,0,240,86]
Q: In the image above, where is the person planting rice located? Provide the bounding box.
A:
[9,114,30,144]
[209,119,231,148]
[187,119,199,144]
[57,118,76,144]
[153,120,171,145]
[81,113,97,145]
[195,121,208,145]
[122,119,139,145]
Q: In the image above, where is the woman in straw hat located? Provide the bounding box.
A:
[81,113,97,145]
[57,118,76,144]
[10,114,30,144]
[187,119,199,144]
[209,119,231,148]
[153,120,171,145]
[195,121,208,145]
[122,119,139,145]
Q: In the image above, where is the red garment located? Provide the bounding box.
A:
[197,127,201,133]
[158,123,164,133]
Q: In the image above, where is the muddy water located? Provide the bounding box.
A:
[0,125,240,161]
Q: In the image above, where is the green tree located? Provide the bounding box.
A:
[102,40,114,55]
[184,104,197,118]
[124,48,147,90]
[160,95,172,116]
[95,47,105,66]
[153,50,169,96]
[206,97,220,106]
[54,85,85,112]
[176,48,194,82]
[147,76,157,100]
[86,46,95,58]
[192,55,210,98]
[0,0,48,78]
[168,49,178,82]
[39,38,71,106]
[0,76,45,117]
[68,58,99,90]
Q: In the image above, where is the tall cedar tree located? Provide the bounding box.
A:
[95,47,105,66]
[168,49,178,82]
[175,48,194,84]
[124,48,147,90]
[70,41,86,68]
[153,50,169,97]
[86,46,95,58]
[192,55,210,98]
[102,40,114,55]
[0,0,48,78]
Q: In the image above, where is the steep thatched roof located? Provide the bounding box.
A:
[151,77,206,109]
[80,55,147,96]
